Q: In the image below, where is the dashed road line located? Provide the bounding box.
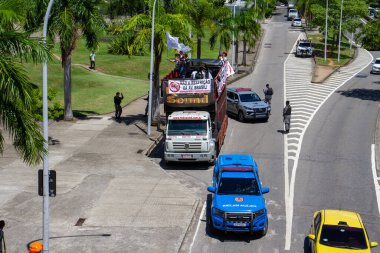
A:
[283,33,373,250]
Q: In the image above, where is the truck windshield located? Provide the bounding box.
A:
[168,120,208,136]
[239,93,261,102]
[218,178,260,195]
[299,42,311,47]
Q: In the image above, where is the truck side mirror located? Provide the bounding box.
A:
[261,187,270,194]
[207,186,216,193]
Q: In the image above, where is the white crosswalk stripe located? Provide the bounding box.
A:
[284,33,372,159]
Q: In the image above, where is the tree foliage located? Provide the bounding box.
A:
[357,18,380,50]
[0,0,51,165]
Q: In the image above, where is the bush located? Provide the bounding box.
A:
[31,87,64,121]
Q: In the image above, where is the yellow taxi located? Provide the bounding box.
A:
[308,210,378,253]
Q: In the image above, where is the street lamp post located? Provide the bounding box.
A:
[324,0,328,62]
[337,0,344,62]
[232,5,236,72]
[148,0,158,136]
[42,0,54,252]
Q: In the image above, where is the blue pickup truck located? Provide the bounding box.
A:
[206,154,270,235]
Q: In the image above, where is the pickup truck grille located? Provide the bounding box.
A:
[226,212,254,222]
[255,108,266,113]
[172,142,202,152]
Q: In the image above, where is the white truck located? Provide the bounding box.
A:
[162,59,230,164]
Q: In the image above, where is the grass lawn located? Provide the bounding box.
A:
[308,33,355,67]
[26,30,221,116]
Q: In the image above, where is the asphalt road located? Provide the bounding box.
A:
[151,6,380,253]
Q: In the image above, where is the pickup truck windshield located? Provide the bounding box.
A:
[218,178,260,195]
[168,120,208,136]
[299,43,311,47]
[239,93,261,102]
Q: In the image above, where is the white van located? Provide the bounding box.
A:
[288,9,298,20]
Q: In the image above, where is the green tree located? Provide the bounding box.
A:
[310,0,367,53]
[26,0,106,121]
[209,6,233,55]
[0,0,50,165]
[109,0,191,123]
[175,0,215,59]
[356,19,380,50]
[236,8,261,66]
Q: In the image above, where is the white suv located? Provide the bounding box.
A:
[288,9,298,20]
[371,58,380,74]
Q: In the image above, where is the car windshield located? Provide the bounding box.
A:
[218,178,260,195]
[289,10,297,13]
[294,18,301,21]
[299,42,311,47]
[167,120,207,136]
[239,93,261,102]
[375,59,380,64]
[319,225,367,249]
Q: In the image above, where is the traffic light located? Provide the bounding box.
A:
[38,170,56,197]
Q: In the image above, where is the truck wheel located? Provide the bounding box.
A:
[206,194,216,235]
[259,219,268,237]
[238,111,245,122]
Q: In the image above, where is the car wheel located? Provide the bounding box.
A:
[238,111,245,122]
[206,194,216,235]
[370,70,373,74]
[264,116,269,122]
[259,219,268,237]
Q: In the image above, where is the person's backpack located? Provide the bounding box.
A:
[267,87,274,95]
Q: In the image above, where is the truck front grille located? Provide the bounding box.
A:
[226,212,254,222]
[172,142,202,152]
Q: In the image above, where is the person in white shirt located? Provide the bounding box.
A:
[90,50,96,70]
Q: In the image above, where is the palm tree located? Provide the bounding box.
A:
[109,1,191,124]
[0,0,50,165]
[209,6,233,55]
[26,0,106,121]
[175,0,215,59]
[236,9,261,66]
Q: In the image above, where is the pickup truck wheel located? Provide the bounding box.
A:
[238,111,245,122]
[259,219,268,237]
[206,194,216,235]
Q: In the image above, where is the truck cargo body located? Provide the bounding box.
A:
[162,59,230,163]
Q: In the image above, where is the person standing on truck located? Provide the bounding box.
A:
[114,92,124,120]
[283,101,292,133]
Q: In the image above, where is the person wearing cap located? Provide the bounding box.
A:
[283,101,292,133]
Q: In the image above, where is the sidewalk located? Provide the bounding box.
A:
[0,98,198,252]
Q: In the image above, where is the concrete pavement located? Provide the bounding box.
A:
[0,98,199,252]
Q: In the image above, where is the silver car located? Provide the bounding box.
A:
[227,88,270,122]
[371,58,380,74]
[292,18,302,27]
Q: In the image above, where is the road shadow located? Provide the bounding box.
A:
[73,110,99,118]
[206,227,266,243]
[277,129,287,134]
[336,88,380,101]
[227,113,269,124]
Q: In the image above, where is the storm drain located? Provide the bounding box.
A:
[137,149,144,154]
[75,218,86,226]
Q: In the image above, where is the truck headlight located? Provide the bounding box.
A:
[253,209,265,217]
[209,140,215,151]
[213,208,224,217]
[243,106,252,110]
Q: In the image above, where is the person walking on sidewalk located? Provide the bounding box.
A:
[0,220,6,253]
[89,50,96,70]
[114,92,124,119]
[283,101,292,133]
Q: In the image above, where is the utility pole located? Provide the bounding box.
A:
[337,0,344,62]
[42,0,54,252]
[324,0,328,62]
[148,0,158,136]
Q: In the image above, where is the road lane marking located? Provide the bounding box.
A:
[189,201,206,253]
[371,144,380,215]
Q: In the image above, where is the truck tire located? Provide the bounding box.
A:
[238,111,245,122]
[206,194,216,235]
[258,219,268,237]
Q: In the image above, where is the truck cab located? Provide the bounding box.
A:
[164,111,216,163]
[206,154,270,235]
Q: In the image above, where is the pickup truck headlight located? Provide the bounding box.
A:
[243,106,253,110]
[213,208,224,217]
[253,209,265,217]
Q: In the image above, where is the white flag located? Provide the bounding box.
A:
[178,43,192,52]
[166,32,179,50]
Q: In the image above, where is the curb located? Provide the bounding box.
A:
[177,200,202,253]
[375,105,380,174]
[144,131,164,157]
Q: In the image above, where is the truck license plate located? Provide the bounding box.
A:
[181,154,193,159]
[233,223,246,227]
